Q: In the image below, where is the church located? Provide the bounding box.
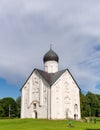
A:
[21,48,81,119]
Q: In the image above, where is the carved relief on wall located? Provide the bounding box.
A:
[32,88,39,93]
[32,77,40,101]
[32,77,39,85]
[64,81,69,86]
[56,97,59,103]
[64,82,70,94]
[32,77,40,94]
[24,85,29,107]
[32,92,39,101]
[64,96,71,104]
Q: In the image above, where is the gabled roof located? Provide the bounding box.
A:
[37,69,66,86]
[21,68,80,91]
[37,69,80,90]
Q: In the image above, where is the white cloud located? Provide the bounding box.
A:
[0,0,100,93]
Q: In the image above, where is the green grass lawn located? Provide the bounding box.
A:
[0,118,100,130]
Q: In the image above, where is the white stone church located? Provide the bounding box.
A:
[21,48,81,119]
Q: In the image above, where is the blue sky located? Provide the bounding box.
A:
[0,78,20,99]
[0,0,100,99]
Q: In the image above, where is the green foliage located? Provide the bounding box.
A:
[0,97,18,117]
[16,96,21,117]
[80,91,100,117]
[0,105,4,117]
[80,92,88,117]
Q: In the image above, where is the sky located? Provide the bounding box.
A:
[0,0,100,99]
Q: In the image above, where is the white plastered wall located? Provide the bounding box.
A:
[21,70,50,119]
[51,70,81,119]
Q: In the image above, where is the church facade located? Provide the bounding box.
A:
[21,48,81,119]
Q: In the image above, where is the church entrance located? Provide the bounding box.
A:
[35,111,37,118]
[32,111,38,119]
[74,104,78,120]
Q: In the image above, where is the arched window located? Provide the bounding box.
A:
[33,103,36,109]
[74,104,78,112]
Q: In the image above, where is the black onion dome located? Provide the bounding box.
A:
[43,49,59,62]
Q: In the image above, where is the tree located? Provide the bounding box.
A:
[86,92,100,117]
[80,91,100,117]
[80,92,88,117]
[16,96,21,117]
[0,99,5,117]
[0,97,18,117]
